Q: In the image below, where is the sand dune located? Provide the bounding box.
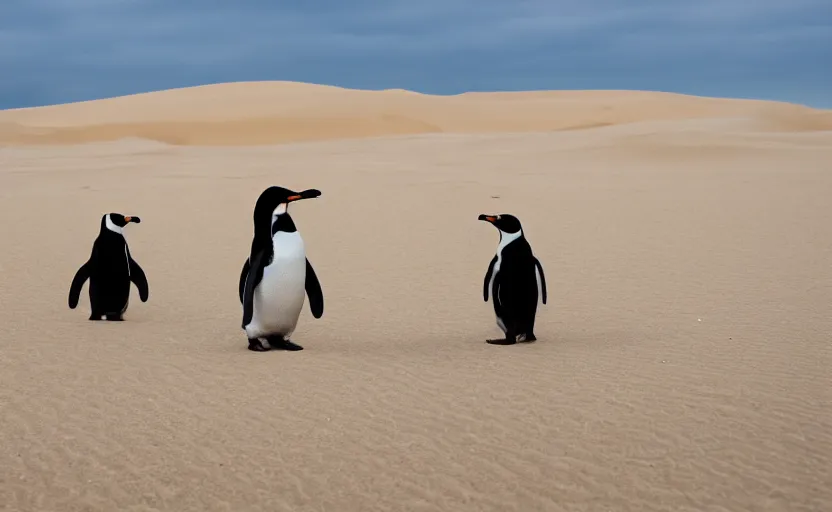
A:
[1,83,831,511]
[1,81,830,146]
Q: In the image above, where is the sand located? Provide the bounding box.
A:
[2,81,832,146]
[1,82,831,512]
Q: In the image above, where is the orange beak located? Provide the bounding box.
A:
[124,216,132,222]
[286,195,302,201]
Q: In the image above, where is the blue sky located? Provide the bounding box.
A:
[1,0,830,109]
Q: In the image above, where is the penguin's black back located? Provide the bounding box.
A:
[87,229,133,314]
[491,236,542,336]
[494,237,539,306]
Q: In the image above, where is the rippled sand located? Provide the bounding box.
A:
[1,84,831,511]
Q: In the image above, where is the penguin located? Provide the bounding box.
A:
[68,213,149,321]
[239,186,324,352]
[478,213,547,345]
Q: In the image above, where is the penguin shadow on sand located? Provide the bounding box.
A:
[68,213,150,321]
[477,213,547,346]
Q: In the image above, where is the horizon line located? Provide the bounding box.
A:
[3,79,830,113]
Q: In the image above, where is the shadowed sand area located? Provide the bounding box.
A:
[1,82,831,511]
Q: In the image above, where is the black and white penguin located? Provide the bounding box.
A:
[239,186,324,352]
[478,213,547,345]
[68,213,149,321]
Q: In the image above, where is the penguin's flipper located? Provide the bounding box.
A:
[534,257,547,305]
[68,260,92,309]
[238,259,251,304]
[242,249,266,329]
[128,258,150,302]
[483,255,497,302]
[304,258,324,319]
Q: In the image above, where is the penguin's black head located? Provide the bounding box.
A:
[101,213,141,233]
[478,213,522,234]
[253,186,321,233]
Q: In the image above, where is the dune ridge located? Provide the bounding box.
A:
[1,81,830,146]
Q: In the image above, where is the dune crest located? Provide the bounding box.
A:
[1,81,830,146]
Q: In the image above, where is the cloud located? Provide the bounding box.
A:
[0,0,830,108]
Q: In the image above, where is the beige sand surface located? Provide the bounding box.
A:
[1,83,831,511]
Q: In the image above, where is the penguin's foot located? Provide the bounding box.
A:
[516,333,537,343]
[266,336,304,351]
[248,338,270,352]
[88,314,104,321]
[486,337,517,345]
[105,314,124,321]
[281,341,304,351]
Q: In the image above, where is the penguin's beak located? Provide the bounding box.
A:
[124,216,141,224]
[478,214,498,223]
[286,189,322,202]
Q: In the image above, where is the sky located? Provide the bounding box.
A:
[1,0,830,110]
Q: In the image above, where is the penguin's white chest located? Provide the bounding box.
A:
[490,249,506,333]
[489,230,521,334]
[246,231,307,339]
